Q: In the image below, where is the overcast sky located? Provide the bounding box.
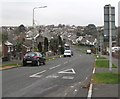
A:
[0,0,119,26]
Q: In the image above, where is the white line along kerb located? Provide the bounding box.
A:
[29,70,46,78]
[87,84,93,99]
[92,68,96,74]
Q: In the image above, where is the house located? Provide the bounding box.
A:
[2,41,13,61]
[77,35,97,46]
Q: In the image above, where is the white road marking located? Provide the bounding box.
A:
[74,89,77,92]
[29,70,46,78]
[58,68,76,74]
[64,61,68,64]
[49,64,61,70]
[62,76,74,79]
[87,84,93,99]
[87,67,96,99]
[70,86,74,88]
[79,82,81,84]
[30,75,42,78]
[46,75,59,78]
[92,67,96,74]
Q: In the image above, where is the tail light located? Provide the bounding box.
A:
[24,56,26,59]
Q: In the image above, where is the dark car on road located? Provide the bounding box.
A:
[23,52,46,66]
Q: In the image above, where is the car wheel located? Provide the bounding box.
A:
[37,61,40,66]
[23,62,26,66]
[43,62,46,65]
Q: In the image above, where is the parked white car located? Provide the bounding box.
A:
[112,47,120,52]
[86,49,92,54]
[64,50,72,57]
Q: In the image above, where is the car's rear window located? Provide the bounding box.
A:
[25,53,37,57]
[64,50,71,53]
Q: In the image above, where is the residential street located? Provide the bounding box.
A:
[1,1,120,99]
[2,47,95,97]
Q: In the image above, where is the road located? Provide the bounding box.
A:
[2,46,95,98]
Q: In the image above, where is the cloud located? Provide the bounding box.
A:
[1,0,119,26]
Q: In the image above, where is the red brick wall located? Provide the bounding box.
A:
[2,44,8,57]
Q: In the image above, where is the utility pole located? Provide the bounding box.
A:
[32,6,47,52]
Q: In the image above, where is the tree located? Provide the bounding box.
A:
[16,41,22,52]
[2,33,8,43]
[58,35,62,45]
[18,24,26,33]
[37,42,42,52]
[14,24,26,35]
[58,35,64,54]
[49,37,58,54]
[44,37,49,52]
[84,24,97,37]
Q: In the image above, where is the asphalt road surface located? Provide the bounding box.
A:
[2,46,95,98]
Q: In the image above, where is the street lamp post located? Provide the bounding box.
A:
[32,6,47,52]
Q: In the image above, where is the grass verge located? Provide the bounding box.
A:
[96,59,117,68]
[93,73,120,84]
[2,63,22,67]
[96,57,106,59]
[46,55,63,61]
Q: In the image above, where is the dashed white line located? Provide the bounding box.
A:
[46,75,59,78]
[64,61,68,64]
[87,84,93,99]
[30,75,42,78]
[49,64,61,69]
[70,86,74,88]
[29,70,46,77]
[62,76,74,79]
[74,89,78,92]
[79,82,81,84]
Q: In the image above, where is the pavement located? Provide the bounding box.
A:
[91,55,119,99]
[1,60,22,70]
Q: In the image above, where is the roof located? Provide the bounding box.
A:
[23,40,32,48]
[4,41,13,46]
